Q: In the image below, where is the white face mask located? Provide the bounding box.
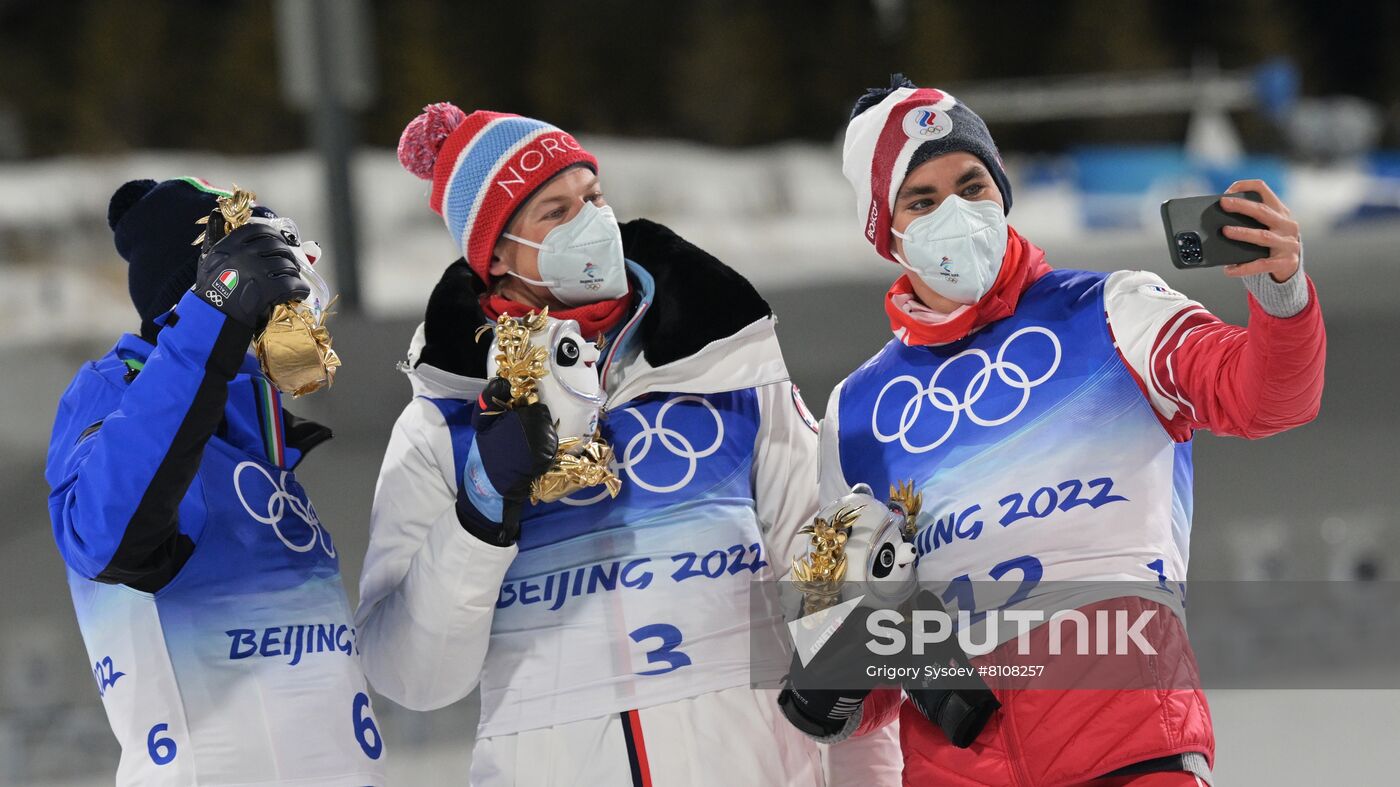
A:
[891,195,1009,305]
[502,202,628,306]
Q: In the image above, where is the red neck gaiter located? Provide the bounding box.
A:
[884,226,1051,346]
[482,290,632,340]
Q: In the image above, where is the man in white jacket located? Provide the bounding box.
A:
[354,103,895,785]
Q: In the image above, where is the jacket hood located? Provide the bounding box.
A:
[402,322,489,400]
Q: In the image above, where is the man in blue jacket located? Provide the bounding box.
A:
[45,177,385,786]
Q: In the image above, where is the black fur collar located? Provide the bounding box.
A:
[417,218,771,378]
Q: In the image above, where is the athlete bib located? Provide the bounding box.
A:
[837,271,1192,624]
[69,435,385,786]
[434,388,779,738]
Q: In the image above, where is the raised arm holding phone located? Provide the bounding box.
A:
[779,75,1326,786]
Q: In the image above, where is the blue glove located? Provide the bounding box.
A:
[456,378,559,546]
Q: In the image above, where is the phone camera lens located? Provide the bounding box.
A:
[1175,231,1204,265]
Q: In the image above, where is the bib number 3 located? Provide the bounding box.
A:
[629,624,692,676]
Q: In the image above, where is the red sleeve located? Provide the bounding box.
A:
[854,687,903,737]
[1152,278,1325,439]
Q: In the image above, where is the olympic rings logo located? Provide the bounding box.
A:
[233,461,336,557]
[562,395,725,506]
[872,326,1061,454]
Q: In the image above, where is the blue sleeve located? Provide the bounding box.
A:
[46,292,252,585]
[462,437,504,521]
[426,395,507,535]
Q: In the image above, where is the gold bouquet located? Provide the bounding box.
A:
[254,300,341,397]
[791,505,860,614]
[196,186,340,397]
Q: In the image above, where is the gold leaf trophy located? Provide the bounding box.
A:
[477,309,622,504]
[197,186,341,397]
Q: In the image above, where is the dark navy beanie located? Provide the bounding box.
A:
[107,177,276,325]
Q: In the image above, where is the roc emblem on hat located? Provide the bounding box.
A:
[842,74,1013,264]
[901,98,959,141]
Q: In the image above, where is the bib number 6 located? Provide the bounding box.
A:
[629,624,692,676]
[352,692,384,760]
[146,722,177,766]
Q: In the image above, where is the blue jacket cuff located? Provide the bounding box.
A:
[463,438,505,523]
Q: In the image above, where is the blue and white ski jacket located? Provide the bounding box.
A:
[46,291,385,786]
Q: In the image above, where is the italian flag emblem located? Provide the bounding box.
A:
[211,269,239,300]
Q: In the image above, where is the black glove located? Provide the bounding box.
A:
[907,681,1000,749]
[778,593,1001,748]
[778,605,879,738]
[905,589,1001,748]
[455,377,559,546]
[195,219,309,330]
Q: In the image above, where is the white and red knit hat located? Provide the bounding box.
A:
[841,76,1012,264]
[398,102,599,282]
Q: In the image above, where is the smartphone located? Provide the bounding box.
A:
[1160,191,1269,269]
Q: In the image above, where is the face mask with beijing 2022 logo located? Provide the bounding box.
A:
[891,195,1009,305]
[503,201,628,306]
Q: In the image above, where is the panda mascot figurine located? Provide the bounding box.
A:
[791,481,922,614]
[481,309,621,503]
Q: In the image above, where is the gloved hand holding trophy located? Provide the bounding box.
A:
[777,482,922,738]
[477,309,622,505]
[780,481,1000,748]
[193,186,340,396]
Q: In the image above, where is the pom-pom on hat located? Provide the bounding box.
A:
[398,102,598,283]
[109,177,237,326]
[842,74,1012,264]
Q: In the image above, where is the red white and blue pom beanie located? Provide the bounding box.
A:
[397,103,599,284]
[842,74,1012,264]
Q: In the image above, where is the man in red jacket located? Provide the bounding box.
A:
[778,76,1325,786]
